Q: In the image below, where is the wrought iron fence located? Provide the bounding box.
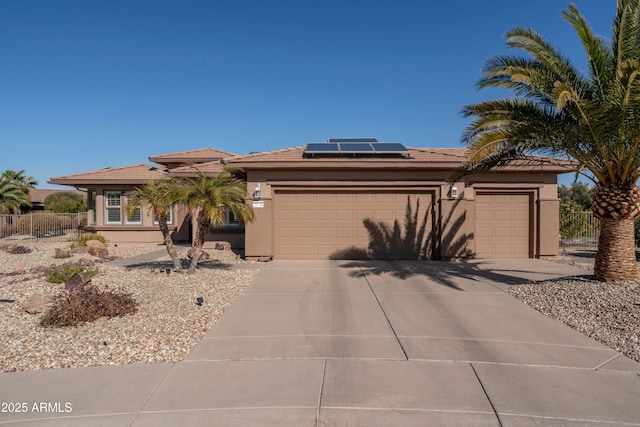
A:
[560,210,600,249]
[0,212,87,241]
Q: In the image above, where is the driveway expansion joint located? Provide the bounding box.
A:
[470,363,503,427]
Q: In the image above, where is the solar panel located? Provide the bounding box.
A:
[373,143,410,154]
[304,140,410,157]
[339,143,374,152]
[327,138,378,143]
[305,143,340,152]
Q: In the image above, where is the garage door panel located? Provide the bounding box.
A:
[475,193,531,259]
[274,191,433,259]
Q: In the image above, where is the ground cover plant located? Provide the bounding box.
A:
[73,233,108,246]
[45,263,99,284]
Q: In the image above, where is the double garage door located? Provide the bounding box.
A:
[274,190,434,260]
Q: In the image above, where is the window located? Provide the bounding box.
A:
[154,206,173,225]
[124,192,141,225]
[105,191,122,224]
[225,209,239,226]
[104,191,141,225]
[89,191,96,225]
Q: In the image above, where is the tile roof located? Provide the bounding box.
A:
[224,146,471,169]
[167,160,226,176]
[149,148,236,164]
[48,164,168,186]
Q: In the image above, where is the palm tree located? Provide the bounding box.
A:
[127,179,183,272]
[457,0,640,282]
[176,165,254,274]
[0,175,31,214]
[2,170,38,190]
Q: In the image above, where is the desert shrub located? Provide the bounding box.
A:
[40,284,138,327]
[46,263,99,284]
[559,201,586,240]
[0,244,33,254]
[74,233,108,247]
[44,192,87,213]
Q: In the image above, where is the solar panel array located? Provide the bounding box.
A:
[304,141,409,157]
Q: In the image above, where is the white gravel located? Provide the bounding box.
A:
[511,254,640,363]
[0,240,258,372]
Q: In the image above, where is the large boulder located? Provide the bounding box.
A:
[86,240,109,257]
[23,293,54,314]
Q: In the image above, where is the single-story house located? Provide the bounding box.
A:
[49,139,572,260]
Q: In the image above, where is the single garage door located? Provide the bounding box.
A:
[475,193,531,258]
[274,190,434,259]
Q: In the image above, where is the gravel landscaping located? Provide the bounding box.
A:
[511,253,640,363]
[0,240,258,372]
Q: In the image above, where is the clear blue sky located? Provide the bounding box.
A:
[1,0,616,188]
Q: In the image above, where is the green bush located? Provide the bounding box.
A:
[74,233,108,247]
[46,263,99,284]
[44,192,87,213]
[40,284,137,327]
[559,201,586,239]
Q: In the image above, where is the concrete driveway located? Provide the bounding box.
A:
[1,259,640,426]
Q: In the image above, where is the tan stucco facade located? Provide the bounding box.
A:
[49,144,570,259]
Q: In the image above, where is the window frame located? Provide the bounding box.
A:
[124,192,142,225]
[153,206,173,225]
[104,191,122,225]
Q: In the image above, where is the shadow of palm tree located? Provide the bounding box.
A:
[123,258,233,271]
[329,195,432,260]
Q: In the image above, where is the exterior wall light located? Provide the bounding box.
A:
[253,183,261,201]
[451,185,458,198]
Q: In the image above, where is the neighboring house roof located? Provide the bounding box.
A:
[149,148,236,165]
[48,164,168,186]
[30,189,85,205]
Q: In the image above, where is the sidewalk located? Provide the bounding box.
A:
[1,259,639,426]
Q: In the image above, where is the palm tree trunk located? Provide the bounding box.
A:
[593,184,640,282]
[187,211,210,274]
[157,213,181,272]
[594,218,637,281]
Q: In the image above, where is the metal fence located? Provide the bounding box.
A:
[560,210,600,249]
[0,212,87,241]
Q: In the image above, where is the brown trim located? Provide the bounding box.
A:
[84,225,177,232]
[267,180,446,187]
[470,183,544,189]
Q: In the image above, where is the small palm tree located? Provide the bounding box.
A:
[176,166,254,274]
[127,179,183,272]
[457,0,640,282]
[0,176,31,214]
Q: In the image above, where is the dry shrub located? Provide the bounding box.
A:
[40,284,138,327]
[0,244,33,254]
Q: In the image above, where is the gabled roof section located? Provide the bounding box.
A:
[49,164,168,186]
[168,160,226,176]
[149,148,235,165]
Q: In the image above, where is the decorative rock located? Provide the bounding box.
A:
[23,293,54,314]
[65,273,92,291]
[187,247,210,260]
[54,248,72,259]
[86,241,109,257]
[86,240,107,250]
[88,246,109,257]
[214,241,232,251]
